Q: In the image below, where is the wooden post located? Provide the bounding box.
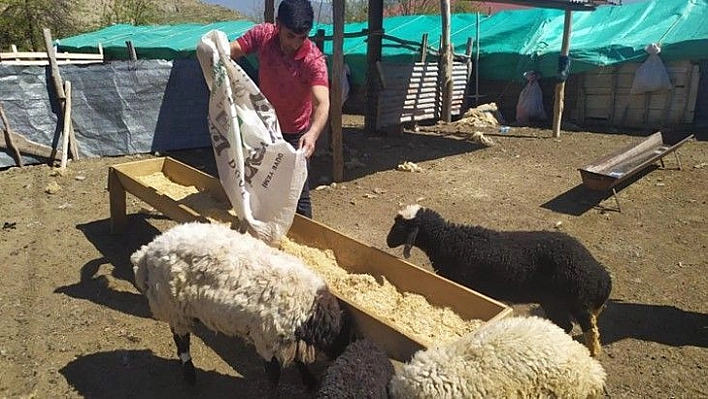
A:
[420,33,429,62]
[42,29,65,100]
[126,41,137,60]
[43,28,79,161]
[365,0,384,134]
[11,45,20,62]
[264,0,275,23]
[474,12,481,106]
[315,29,325,52]
[0,102,23,167]
[60,81,72,169]
[108,167,128,233]
[331,1,345,182]
[440,0,453,122]
[552,10,573,138]
[463,37,473,110]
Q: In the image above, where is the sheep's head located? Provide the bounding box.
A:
[386,204,422,259]
[295,289,349,364]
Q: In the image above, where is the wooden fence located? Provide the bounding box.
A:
[574,60,699,128]
[1,44,104,66]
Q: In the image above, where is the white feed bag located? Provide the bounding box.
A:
[196,29,308,243]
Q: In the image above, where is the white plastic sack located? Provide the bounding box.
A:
[516,71,546,125]
[630,43,672,95]
[196,30,308,243]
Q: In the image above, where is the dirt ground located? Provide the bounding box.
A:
[0,115,706,398]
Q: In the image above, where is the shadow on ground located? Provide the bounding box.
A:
[54,215,165,320]
[599,299,708,348]
[55,214,307,393]
[540,165,661,216]
[529,298,708,349]
[59,348,310,399]
[163,128,488,185]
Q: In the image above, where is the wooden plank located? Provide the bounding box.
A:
[0,60,102,66]
[330,0,345,182]
[419,33,428,62]
[581,132,663,173]
[60,81,72,169]
[108,167,128,233]
[364,0,383,132]
[585,94,612,113]
[684,63,699,123]
[0,127,63,161]
[126,41,137,61]
[576,74,587,124]
[0,51,103,60]
[0,102,23,166]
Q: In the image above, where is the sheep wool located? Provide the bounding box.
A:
[389,316,607,399]
[316,338,394,399]
[131,221,335,367]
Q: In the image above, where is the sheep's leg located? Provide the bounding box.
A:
[576,309,602,357]
[540,302,573,333]
[171,329,197,384]
[295,361,319,391]
[264,357,282,388]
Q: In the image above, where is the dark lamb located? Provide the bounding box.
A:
[315,338,394,399]
[386,204,612,357]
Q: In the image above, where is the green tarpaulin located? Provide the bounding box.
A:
[58,0,708,83]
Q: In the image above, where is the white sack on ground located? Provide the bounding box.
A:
[196,29,308,243]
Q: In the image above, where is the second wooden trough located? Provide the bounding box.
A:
[578,131,694,211]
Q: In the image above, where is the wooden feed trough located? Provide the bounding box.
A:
[578,131,694,211]
[108,156,512,362]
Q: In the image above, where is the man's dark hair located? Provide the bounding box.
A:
[277,0,314,35]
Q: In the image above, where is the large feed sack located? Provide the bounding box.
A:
[196,30,307,243]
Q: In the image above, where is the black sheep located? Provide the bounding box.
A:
[315,338,394,399]
[386,204,612,357]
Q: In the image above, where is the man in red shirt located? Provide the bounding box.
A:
[230,0,329,219]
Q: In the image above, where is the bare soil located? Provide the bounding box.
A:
[0,116,706,398]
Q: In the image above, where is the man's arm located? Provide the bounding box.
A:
[230,39,245,60]
[298,85,330,158]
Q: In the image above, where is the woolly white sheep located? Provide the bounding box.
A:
[315,338,394,399]
[386,205,612,356]
[389,316,607,399]
[131,222,351,389]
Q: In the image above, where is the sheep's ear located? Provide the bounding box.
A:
[403,226,419,259]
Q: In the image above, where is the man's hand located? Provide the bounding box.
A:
[300,85,330,158]
[298,130,318,158]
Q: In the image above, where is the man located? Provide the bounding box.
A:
[230,0,330,219]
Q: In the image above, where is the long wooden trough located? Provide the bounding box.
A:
[108,156,512,362]
[578,131,694,211]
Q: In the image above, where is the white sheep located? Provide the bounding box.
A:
[130,222,351,390]
[389,316,607,399]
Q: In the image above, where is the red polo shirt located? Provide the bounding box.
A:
[237,23,329,133]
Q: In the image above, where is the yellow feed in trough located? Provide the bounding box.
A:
[138,171,482,346]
